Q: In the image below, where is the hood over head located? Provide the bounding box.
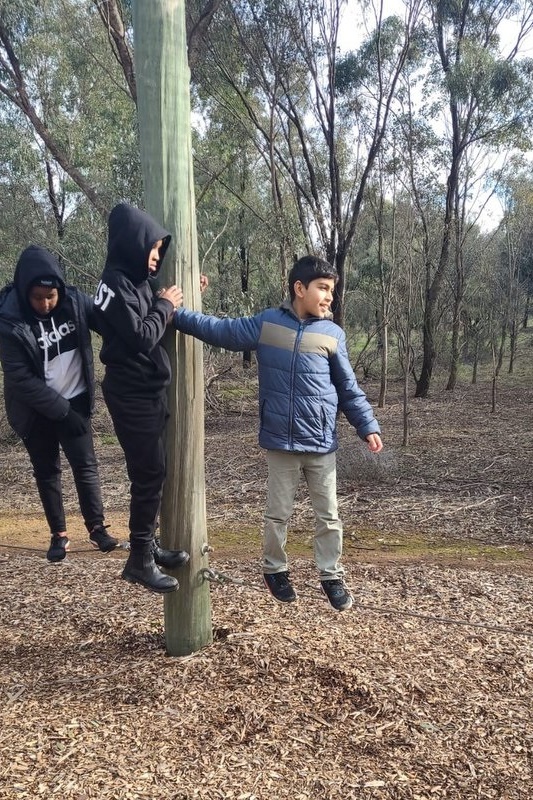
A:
[14,245,66,319]
[106,202,171,284]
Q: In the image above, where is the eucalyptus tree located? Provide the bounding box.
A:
[192,90,300,313]
[460,232,499,383]
[195,0,423,326]
[92,0,225,95]
[414,0,533,397]
[334,0,423,325]
[0,114,50,271]
[445,165,491,391]
[0,0,226,236]
[0,0,140,270]
[390,197,422,444]
[0,0,127,218]
[498,165,533,331]
[496,168,533,372]
[362,153,402,407]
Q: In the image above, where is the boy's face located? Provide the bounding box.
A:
[148,239,164,274]
[28,286,59,316]
[293,277,335,319]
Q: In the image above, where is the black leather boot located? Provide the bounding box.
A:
[122,545,179,594]
[152,537,190,570]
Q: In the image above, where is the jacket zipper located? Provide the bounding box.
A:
[288,321,305,448]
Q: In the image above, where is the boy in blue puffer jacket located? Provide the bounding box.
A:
[173,255,383,611]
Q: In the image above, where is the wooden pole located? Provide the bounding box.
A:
[132,0,213,655]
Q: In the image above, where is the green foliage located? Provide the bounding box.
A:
[0,0,532,390]
[0,0,139,280]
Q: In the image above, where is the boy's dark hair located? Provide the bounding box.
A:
[288,255,338,301]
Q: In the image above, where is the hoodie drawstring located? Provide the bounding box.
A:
[39,317,63,381]
[38,321,48,377]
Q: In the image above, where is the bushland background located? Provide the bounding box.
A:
[1,1,533,797]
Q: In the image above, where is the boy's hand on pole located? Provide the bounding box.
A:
[365,433,383,453]
[158,285,183,310]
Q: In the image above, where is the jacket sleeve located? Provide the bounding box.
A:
[95,274,172,354]
[83,290,101,335]
[173,308,262,351]
[330,330,381,440]
[0,333,70,421]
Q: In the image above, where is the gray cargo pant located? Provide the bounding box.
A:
[263,450,344,580]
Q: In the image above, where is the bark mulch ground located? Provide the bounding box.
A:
[0,361,532,799]
[0,553,531,800]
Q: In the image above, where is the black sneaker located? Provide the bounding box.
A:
[263,571,297,603]
[47,535,70,562]
[321,579,353,611]
[89,525,119,553]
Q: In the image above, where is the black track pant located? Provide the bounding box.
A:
[103,389,169,547]
[23,393,104,535]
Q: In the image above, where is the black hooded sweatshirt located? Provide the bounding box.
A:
[94,203,174,396]
[0,245,97,439]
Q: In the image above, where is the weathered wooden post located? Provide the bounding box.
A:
[132,0,213,655]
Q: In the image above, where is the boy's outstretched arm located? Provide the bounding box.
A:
[173,307,262,352]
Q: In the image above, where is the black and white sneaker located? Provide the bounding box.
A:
[321,579,353,611]
[47,535,70,562]
[89,525,119,553]
[263,571,297,603]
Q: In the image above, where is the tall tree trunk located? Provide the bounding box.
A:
[446,250,464,391]
[416,3,465,400]
[472,335,479,384]
[446,183,466,391]
[238,167,252,369]
[132,0,212,656]
[496,323,507,376]
[378,322,388,409]
[402,359,410,447]
[376,192,388,409]
[239,238,252,369]
[508,318,517,374]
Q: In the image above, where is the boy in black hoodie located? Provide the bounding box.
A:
[0,245,118,561]
[94,202,189,594]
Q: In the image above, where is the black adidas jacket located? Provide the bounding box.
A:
[0,245,97,439]
[93,203,174,396]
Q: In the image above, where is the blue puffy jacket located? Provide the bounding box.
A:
[174,301,380,454]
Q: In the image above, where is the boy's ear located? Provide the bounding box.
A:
[293,279,306,298]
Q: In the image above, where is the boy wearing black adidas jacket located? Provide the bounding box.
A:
[94,202,189,594]
[0,245,118,561]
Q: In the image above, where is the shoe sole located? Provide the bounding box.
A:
[322,592,353,611]
[90,540,119,553]
[121,571,179,594]
[335,599,354,611]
